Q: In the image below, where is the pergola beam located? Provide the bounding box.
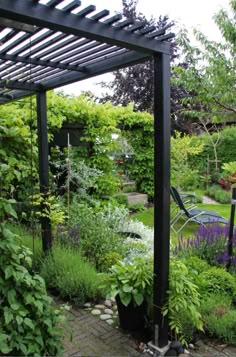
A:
[0,79,41,91]
[0,0,170,55]
[42,50,151,90]
[0,53,87,73]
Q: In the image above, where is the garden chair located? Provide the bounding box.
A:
[170,187,196,223]
[170,186,228,233]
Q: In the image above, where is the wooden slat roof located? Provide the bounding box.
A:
[0,0,174,103]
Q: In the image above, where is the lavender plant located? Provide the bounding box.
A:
[174,224,236,268]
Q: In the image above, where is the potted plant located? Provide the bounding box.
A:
[99,256,153,330]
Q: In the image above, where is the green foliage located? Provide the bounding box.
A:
[118,108,154,198]
[128,202,146,213]
[98,251,123,272]
[32,193,66,229]
[99,257,153,307]
[0,223,64,356]
[69,203,126,270]
[163,259,203,346]
[200,294,236,345]
[183,256,210,275]
[206,184,231,203]
[40,245,100,305]
[171,132,203,190]
[113,193,129,207]
[222,161,236,175]
[199,267,236,299]
[175,0,236,124]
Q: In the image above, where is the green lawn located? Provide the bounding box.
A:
[133,203,235,241]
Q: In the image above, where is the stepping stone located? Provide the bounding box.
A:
[104,308,113,314]
[100,314,111,320]
[91,309,101,315]
[95,304,105,309]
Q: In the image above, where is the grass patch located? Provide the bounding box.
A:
[133,204,234,242]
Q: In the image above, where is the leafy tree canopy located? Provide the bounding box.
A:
[173,0,236,128]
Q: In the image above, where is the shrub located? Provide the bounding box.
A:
[68,203,126,270]
[199,267,236,299]
[206,184,231,203]
[0,224,64,356]
[183,256,210,275]
[40,245,100,305]
[128,202,146,213]
[98,251,123,272]
[163,259,203,346]
[113,194,129,206]
[200,294,236,345]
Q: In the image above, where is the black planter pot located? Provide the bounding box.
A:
[115,295,147,331]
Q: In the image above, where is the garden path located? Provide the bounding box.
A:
[56,296,236,357]
[202,196,218,204]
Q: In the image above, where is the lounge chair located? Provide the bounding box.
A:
[170,186,228,233]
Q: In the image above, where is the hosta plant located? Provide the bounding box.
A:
[99,256,153,306]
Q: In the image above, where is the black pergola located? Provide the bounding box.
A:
[0,0,172,348]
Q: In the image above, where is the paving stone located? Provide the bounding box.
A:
[104,308,113,314]
[91,308,101,315]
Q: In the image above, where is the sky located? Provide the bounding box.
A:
[60,0,231,96]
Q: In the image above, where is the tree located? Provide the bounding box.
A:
[100,0,193,133]
[174,0,236,123]
[173,0,236,172]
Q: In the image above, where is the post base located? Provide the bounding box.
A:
[148,341,171,356]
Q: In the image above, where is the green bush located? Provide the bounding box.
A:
[69,203,126,270]
[200,294,236,345]
[206,184,231,203]
[189,127,236,175]
[183,256,210,274]
[40,245,100,305]
[113,193,129,206]
[98,251,123,272]
[199,267,236,299]
[0,224,64,356]
[163,259,203,346]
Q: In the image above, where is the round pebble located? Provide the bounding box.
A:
[104,300,112,308]
[100,314,112,320]
[91,309,101,315]
[106,319,114,325]
[104,308,113,314]
[95,304,105,309]
[84,302,92,308]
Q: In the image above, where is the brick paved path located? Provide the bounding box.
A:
[59,300,236,357]
[63,307,144,357]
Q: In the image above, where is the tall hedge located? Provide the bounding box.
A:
[189,126,236,174]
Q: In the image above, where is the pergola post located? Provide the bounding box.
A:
[36,91,52,253]
[153,53,171,348]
